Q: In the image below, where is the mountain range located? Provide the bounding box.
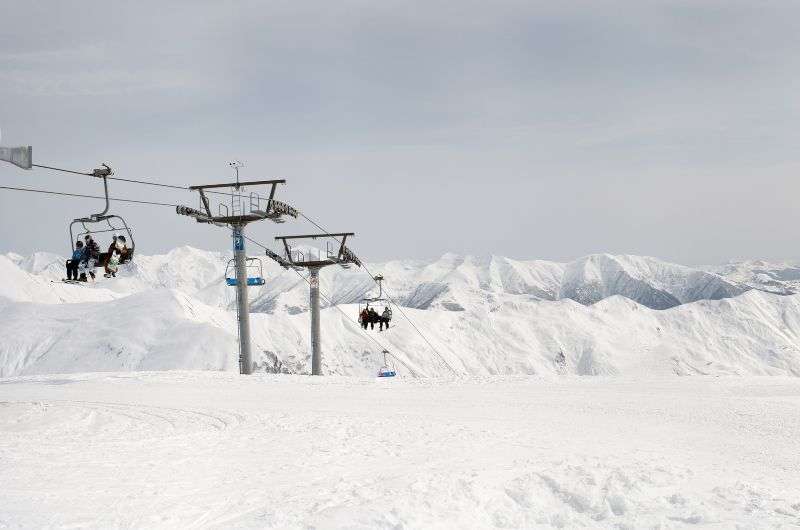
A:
[2,247,800,378]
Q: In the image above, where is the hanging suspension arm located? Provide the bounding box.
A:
[334,233,362,267]
[265,248,296,270]
[89,164,113,219]
[198,189,212,217]
[336,234,349,261]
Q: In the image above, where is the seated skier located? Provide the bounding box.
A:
[359,308,369,330]
[65,240,84,281]
[116,236,131,263]
[78,234,100,282]
[99,235,118,273]
[367,307,379,330]
[104,251,121,278]
[104,236,131,278]
[379,306,392,331]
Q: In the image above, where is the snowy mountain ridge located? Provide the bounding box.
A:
[5,246,785,311]
[2,247,800,378]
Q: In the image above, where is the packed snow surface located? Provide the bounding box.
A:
[1,371,798,529]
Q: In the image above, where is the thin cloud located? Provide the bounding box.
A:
[1,1,799,265]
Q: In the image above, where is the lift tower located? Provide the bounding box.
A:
[177,177,298,374]
[272,233,361,375]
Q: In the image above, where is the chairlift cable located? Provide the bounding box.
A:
[241,233,418,377]
[2,167,448,376]
[29,162,270,198]
[296,211,459,375]
[241,233,413,372]
[0,185,180,208]
[303,273,419,378]
[31,164,92,176]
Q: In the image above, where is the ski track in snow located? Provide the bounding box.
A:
[1,372,799,529]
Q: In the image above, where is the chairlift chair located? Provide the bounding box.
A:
[378,350,397,378]
[358,274,393,331]
[225,257,266,286]
[68,164,136,268]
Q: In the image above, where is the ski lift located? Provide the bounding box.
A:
[225,257,266,286]
[358,274,393,331]
[378,350,396,378]
[68,164,136,265]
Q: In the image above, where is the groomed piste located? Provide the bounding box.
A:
[1,371,799,528]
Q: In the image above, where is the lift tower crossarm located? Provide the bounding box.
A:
[188,179,286,190]
[275,233,355,240]
[275,233,358,268]
[264,248,298,270]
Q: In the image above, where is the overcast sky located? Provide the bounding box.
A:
[1,0,799,265]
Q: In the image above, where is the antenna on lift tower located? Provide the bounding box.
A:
[228,160,244,189]
[268,233,361,375]
[176,165,299,374]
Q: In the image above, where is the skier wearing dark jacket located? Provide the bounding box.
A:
[79,235,100,281]
[367,307,379,330]
[83,235,100,260]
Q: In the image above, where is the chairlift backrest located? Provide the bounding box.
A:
[70,215,135,257]
[378,349,397,377]
[225,257,266,286]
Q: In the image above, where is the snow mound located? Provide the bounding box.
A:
[0,290,236,377]
[0,255,120,304]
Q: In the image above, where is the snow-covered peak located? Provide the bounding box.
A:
[559,253,746,309]
[709,259,800,295]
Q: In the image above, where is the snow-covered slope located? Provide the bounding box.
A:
[3,372,798,528]
[2,247,799,378]
[0,291,236,377]
[559,254,747,309]
[710,259,800,295]
[0,255,120,304]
